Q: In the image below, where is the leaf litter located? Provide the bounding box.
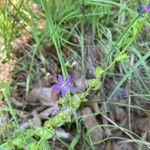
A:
[1,2,150,150]
[4,29,150,150]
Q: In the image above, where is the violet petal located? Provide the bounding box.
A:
[51,84,61,89]
[61,89,67,97]
[65,75,71,83]
[143,5,150,12]
[66,85,74,91]
[137,6,143,13]
[58,74,63,83]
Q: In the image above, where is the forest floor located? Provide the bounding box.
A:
[0,1,150,150]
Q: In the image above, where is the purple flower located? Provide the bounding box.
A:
[143,5,150,12]
[137,1,150,17]
[137,6,143,14]
[52,74,74,97]
[137,4,150,14]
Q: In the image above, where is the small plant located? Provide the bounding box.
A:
[52,74,74,97]
[1,0,150,149]
[137,0,150,15]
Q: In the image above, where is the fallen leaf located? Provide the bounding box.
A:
[20,111,42,129]
[108,105,127,136]
[40,104,60,118]
[11,97,25,107]
[75,76,87,92]
[105,140,113,150]
[85,28,99,78]
[81,107,104,143]
[55,128,72,140]
[28,87,58,106]
[113,142,135,150]
[136,117,150,131]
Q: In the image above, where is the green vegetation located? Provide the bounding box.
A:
[0,0,150,149]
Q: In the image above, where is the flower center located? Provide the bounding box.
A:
[61,83,67,89]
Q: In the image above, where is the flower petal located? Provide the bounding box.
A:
[60,89,67,97]
[137,6,143,13]
[66,85,74,92]
[58,74,64,83]
[51,84,61,89]
[65,75,71,83]
[143,5,150,12]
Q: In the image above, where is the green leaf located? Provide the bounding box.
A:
[12,137,24,149]
[40,140,51,150]
[0,145,8,150]
[31,0,41,4]
[116,53,128,62]
[34,127,54,140]
[27,143,38,150]
[95,66,104,78]
[69,134,80,149]
[88,79,101,90]
[59,97,67,106]
[70,96,81,109]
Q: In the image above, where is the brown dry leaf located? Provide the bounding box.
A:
[113,87,126,100]
[136,117,150,131]
[20,111,41,129]
[75,76,87,92]
[11,97,25,107]
[85,27,99,78]
[108,105,127,136]
[114,107,126,126]
[40,104,60,118]
[81,107,104,143]
[90,93,102,112]
[31,111,41,126]
[113,142,135,150]
[28,87,58,106]
[105,140,113,150]
[84,144,105,150]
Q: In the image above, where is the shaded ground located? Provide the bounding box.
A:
[1,1,150,150]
